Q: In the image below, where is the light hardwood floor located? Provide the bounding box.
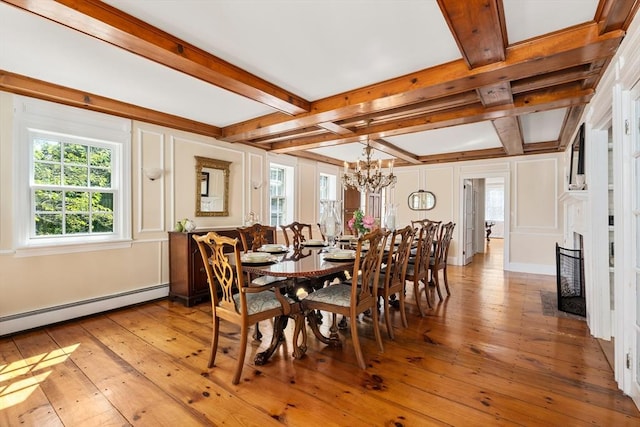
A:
[2,240,639,426]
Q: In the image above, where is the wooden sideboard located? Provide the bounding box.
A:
[168,227,275,306]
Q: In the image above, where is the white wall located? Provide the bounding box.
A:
[387,154,563,274]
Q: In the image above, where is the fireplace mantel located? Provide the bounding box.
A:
[560,190,588,240]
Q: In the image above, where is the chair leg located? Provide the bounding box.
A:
[413,279,426,317]
[443,265,451,295]
[399,289,408,329]
[232,324,249,385]
[384,294,395,340]
[350,315,366,369]
[209,316,220,368]
[252,322,262,340]
[432,269,444,301]
[371,303,384,353]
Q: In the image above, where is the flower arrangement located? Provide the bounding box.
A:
[348,209,376,235]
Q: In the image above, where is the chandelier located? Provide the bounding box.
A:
[342,133,397,194]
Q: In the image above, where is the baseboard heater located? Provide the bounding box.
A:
[0,284,169,337]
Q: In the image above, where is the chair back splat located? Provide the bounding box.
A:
[281,221,313,247]
[192,231,293,384]
[236,223,277,253]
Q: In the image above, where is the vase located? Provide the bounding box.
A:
[319,200,342,247]
[180,218,196,232]
[385,204,397,231]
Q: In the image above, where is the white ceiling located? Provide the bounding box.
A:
[0,0,602,163]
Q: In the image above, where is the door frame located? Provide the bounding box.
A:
[458,170,510,269]
[463,179,475,265]
[617,78,640,407]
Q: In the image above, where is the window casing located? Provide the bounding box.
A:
[269,163,294,227]
[15,96,131,252]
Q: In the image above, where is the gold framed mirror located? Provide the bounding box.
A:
[195,156,230,216]
[408,190,436,211]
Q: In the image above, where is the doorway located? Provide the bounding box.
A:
[460,173,508,269]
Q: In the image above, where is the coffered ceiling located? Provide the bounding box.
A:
[1,0,638,167]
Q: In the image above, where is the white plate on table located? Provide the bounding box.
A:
[303,239,326,247]
[241,253,276,264]
[259,244,288,253]
[323,249,356,261]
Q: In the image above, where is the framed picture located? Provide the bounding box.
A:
[200,171,209,196]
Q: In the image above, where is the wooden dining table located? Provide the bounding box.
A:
[233,243,357,365]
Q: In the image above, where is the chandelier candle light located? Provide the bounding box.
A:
[342,139,397,194]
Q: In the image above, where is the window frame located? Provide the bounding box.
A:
[269,163,294,227]
[14,96,132,255]
[319,173,337,201]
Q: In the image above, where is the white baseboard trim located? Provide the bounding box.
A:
[505,262,555,276]
[0,284,169,336]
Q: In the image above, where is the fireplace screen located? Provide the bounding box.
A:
[555,243,586,316]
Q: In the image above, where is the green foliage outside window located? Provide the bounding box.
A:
[32,139,114,236]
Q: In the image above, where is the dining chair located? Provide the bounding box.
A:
[237,223,277,252]
[429,221,456,300]
[302,228,389,369]
[405,221,438,317]
[237,223,288,339]
[192,231,295,385]
[281,221,313,247]
[378,225,416,339]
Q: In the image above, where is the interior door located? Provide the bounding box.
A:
[463,179,475,265]
[343,188,361,235]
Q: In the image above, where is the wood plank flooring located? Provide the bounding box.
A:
[2,240,639,426]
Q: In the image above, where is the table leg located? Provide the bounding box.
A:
[254,315,288,365]
[307,310,341,347]
[292,313,308,359]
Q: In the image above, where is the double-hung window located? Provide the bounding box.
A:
[32,135,116,237]
[15,96,131,252]
[270,166,287,227]
[269,163,295,227]
[319,173,337,201]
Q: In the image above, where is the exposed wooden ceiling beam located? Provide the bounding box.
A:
[523,141,559,153]
[477,82,513,107]
[269,83,593,153]
[511,65,598,94]
[2,0,309,115]
[291,150,344,166]
[221,23,623,143]
[596,0,640,32]
[492,116,524,155]
[416,147,507,164]
[366,139,422,165]
[437,0,506,68]
[0,70,222,138]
